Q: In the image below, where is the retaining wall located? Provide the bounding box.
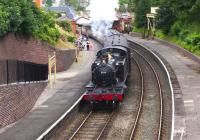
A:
[0,33,76,127]
[0,33,76,72]
[0,82,47,127]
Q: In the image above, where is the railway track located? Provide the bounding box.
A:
[69,110,114,140]
[40,39,172,140]
[128,46,163,140]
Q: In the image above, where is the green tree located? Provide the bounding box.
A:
[156,3,177,34]
[4,0,23,32]
[0,4,9,37]
[18,0,36,36]
[46,0,53,7]
[134,0,150,28]
[189,0,200,22]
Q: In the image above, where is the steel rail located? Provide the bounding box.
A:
[69,110,114,140]
[129,57,144,140]
[69,111,93,140]
[130,48,163,140]
[96,111,114,140]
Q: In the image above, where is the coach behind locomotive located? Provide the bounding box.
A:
[83,31,130,108]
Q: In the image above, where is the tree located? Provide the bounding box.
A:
[4,0,23,32]
[46,0,53,7]
[0,4,9,37]
[189,0,200,22]
[156,3,177,34]
[18,0,36,36]
[134,0,150,28]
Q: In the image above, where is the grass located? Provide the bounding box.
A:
[55,25,77,50]
[155,30,200,56]
[133,28,200,57]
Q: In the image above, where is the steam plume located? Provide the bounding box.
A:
[87,0,119,37]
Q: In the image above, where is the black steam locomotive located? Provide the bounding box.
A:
[83,30,131,108]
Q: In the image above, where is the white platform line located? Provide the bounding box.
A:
[128,38,175,140]
[36,93,85,140]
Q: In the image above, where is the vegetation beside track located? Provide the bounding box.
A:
[119,0,200,56]
[0,0,76,47]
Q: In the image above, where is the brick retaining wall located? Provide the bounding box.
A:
[0,33,75,127]
[0,33,76,72]
[0,82,47,127]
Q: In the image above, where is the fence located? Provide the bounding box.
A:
[0,59,48,85]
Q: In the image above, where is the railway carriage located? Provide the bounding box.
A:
[83,30,131,108]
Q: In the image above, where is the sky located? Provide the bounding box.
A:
[86,0,119,36]
[87,0,119,21]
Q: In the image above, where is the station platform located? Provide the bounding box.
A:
[126,34,200,140]
[0,39,101,140]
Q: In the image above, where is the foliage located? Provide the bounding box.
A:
[67,36,76,43]
[56,20,72,32]
[0,4,9,37]
[156,3,177,34]
[46,0,53,7]
[65,0,88,11]
[0,0,61,45]
[32,8,61,45]
[118,0,137,12]
[131,0,200,56]
[185,33,200,47]
[134,0,150,28]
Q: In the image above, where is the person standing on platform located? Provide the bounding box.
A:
[86,41,90,51]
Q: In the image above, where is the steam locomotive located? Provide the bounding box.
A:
[83,30,131,108]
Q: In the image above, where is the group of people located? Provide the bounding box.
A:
[75,35,91,51]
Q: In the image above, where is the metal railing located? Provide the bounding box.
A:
[0,59,48,85]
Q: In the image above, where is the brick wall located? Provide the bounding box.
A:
[0,33,76,72]
[0,33,76,127]
[0,82,47,127]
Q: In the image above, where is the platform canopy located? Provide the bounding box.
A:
[75,16,91,26]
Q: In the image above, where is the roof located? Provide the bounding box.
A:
[117,12,132,19]
[101,46,128,52]
[104,34,128,48]
[75,16,91,26]
[107,29,121,37]
[45,5,76,20]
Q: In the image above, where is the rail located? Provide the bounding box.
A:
[129,57,144,139]
[129,48,163,140]
[69,110,114,140]
[128,39,174,140]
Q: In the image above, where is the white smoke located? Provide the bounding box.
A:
[87,0,119,37]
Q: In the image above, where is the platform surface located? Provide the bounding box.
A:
[0,39,100,140]
[126,35,200,140]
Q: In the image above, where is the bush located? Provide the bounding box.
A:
[0,4,9,37]
[57,20,72,32]
[67,36,76,43]
[170,22,181,36]
[185,33,200,47]
[0,1,61,45]
[179,29,190,40]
